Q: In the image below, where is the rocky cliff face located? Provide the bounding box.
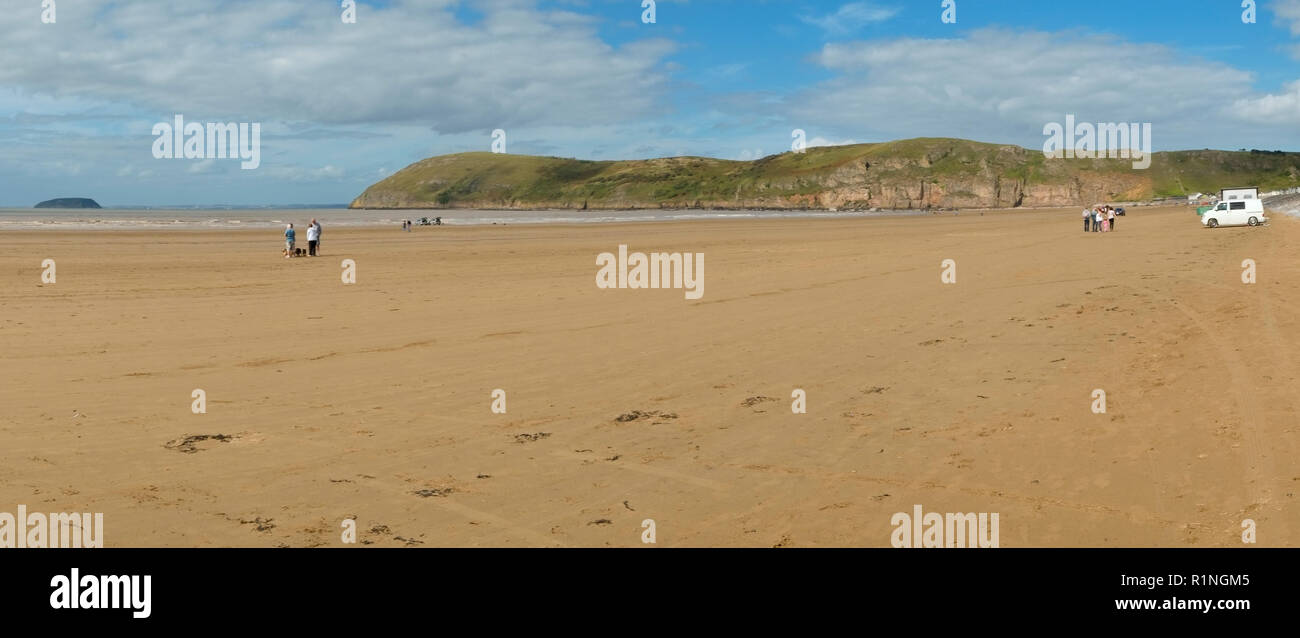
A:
[719,158,1150,210]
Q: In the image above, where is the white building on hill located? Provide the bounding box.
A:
[1220,187,1258,201]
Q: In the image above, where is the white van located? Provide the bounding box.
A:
[1201,198,1267,228]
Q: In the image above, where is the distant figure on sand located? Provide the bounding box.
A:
[1082,208,1091,232]
[284,223,296,258]
[307,218,320,256]
[1107,207,1116,231]
[312,219,322,254]
[1093,208,1102,232]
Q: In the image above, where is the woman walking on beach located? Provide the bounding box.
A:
[1107,207,1116,232]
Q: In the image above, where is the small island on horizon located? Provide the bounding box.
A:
[35,198,102,209]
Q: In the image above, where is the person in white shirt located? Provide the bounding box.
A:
[1082,208,1091,232]
[307,218,320,256]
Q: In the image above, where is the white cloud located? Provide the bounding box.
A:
[1234,79,1300,123]
[808,136,858,148]
[113,163,153,178]
[801,2,900,36]
[264,164,348,183]
[0,0,676,133]
[1276,0,1300,35]
[786,28,1292,150]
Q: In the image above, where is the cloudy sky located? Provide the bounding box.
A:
[2,0,1299,206]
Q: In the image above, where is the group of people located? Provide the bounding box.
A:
[284,218,322,258]
[401,217,442,231]
[1082,205,1120,233]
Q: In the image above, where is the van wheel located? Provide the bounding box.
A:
[1207,219,1219,228]
[1248,217,1259,226]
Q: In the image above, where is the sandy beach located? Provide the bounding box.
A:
[1,206,1296,547]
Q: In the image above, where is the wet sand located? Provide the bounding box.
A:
[1,206,1295,546]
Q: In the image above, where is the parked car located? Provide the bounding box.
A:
[1201,199,1267,228]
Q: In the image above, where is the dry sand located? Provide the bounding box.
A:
[1,206,1296,547]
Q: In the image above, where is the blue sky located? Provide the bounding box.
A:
[2,0,1299,206]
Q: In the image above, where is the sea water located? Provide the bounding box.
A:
[0,207,926,230]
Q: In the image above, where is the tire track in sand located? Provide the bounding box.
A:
[1164,297,1289,541]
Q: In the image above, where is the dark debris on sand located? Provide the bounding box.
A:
[614,410,679,423]
[238,517,276,532]
[164,434,236,453]
[412,488,455,498]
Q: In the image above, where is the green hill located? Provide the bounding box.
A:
[349,138,1300,210]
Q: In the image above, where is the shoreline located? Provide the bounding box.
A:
[0,204,1199,232]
